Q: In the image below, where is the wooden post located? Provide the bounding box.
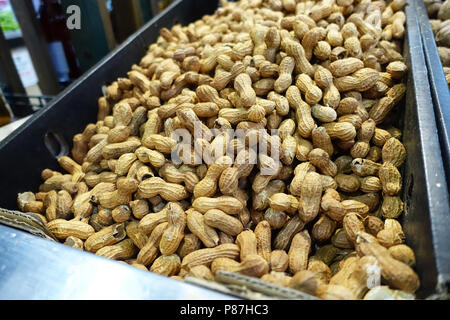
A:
[10,0,60,95]
[96,0,117,50]
[130,0,145,29]
[0,28,26,95]
[0,28,34,117]
[149,0,160,16]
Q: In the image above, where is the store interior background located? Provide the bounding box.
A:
[0,0,172,140]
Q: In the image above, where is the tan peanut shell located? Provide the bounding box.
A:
[343,213,365,244]
[181,243,240,269]
[186,209,219,248]
[150,254,181,276]
[159,202,186,255]
[126,220,148,249]
[47,219,95,240]
[357,241,420,293]
[177,233,202,259]
[204,209,243,236]
[270,250,289,273]
[192,196,244,214]
[300,172,323,223]
[288,230,311,274]
[274,215,305,251]
[84,223,126,252]
[236,230,258,261]
[137,222,168,266]
[96,239,138,260]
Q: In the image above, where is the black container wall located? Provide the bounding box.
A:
[0,0,449,299]
[401,0,450,297]
[415,0,450,182]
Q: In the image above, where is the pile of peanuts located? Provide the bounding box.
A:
[16,0,420,300]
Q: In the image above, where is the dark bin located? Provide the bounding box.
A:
[0,0,448,299]
[415,0,450,183]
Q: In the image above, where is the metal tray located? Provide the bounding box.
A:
[0,0,448,299]
[415,0,450,183]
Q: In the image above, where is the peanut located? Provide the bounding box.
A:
[186,209,219,248]
[286,86,315,138]
[296,73,323,105]
[261,272,292,287]
[212,254,269,278]
[204,209,243,236]
[150,254,181,276]
[47,219,95,240]
[357,241,420,293]
[268,193,299,214]
[126,220,148,249]
[159,202,186,255]
[288,230,311,274]
[343,212,365,245]
[96,239,138,260]
[274,215,305,251]
[379,162,402,195]
[193,156,232,198]
[270,250,289,273]
[234,73,256,107]
[388,244,416,267]
[138,177,188,201]
[187,264,214,281]
[64,236,84,250]
[377,218,405,248]
[181,243,240,269]
[219,150,254,195]
[274,56,295,93]
[137,222,168,266]
[84,223,126,252]
[177,233,202,259]
[192,196,244,214]
[159,163,199,193]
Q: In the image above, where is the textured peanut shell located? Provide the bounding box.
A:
[300,172,323,223]
[186,209,219,248]
[96,239,138,260]
[343,213,365,244]
[270,250,289,272]
[193,196,244,214]
[47,219,95,240]
[150,254,181,276]
[312,214,337,243]
[357,242,420,293]
[137,222,168,266]
[236,230,258,260]
[254,220,272,262]
[288,230,311,274]
[274,215,305,250]
[204,209,243,236]
[84,223,126,252]
[126,220,148,249]
[177,233,202,259]
[159,202,186,255]
[181,243,240,269]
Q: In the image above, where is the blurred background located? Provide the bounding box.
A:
[0,0,173,139]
